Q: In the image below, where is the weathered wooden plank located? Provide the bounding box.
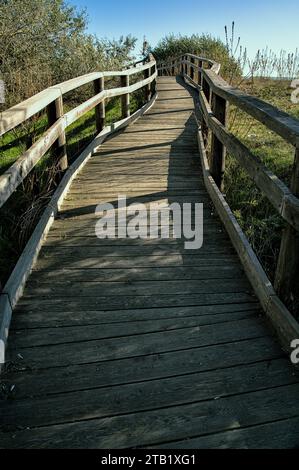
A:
[37,246,236,261]
[1,336,281,400]
[51,208,221,222]
[28,264,243,283]
[2,384,299,448]
[33,254,241,271]
[24,278,250,299]
[11,303,260,329]
[1,359,296,431]
[47,224,224,238]
[43,234,229,247]
[154,415,299,449]
[16,292,256,313]
[6,317,267,368]
[9,308,257,348]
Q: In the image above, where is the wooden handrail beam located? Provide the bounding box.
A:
[0,61,156,136]
[0,118,65,208]
[0,60,157,208]
[203,69,299,146]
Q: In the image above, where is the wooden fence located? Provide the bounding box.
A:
[0,58,157,364]
[0,58,157,209]
[1,51,299,358]
[158,54,299,346]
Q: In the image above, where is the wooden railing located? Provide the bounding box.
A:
[0,58,157,209]
[158,53,299,347]
[0,57,157,364]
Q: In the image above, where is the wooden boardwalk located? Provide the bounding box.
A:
[1,77,299,448]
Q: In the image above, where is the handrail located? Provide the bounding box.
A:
[0,58,157,208]
[203,69,299,146]
[157,53,220,74]
[0,60,156,136]
[158,53,299,339]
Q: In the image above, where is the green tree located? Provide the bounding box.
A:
[0,0,137,107]
[153,33,241,80]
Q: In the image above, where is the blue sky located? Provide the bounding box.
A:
[70,0,299,60]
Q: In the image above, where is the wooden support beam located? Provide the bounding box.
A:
[144,68,151,103]
[181,56,184,75]
[151,65,157,95]
[275,145,299,313]
[171,60,175,76]
[201,77,211,149]
[190,57,195,80]
[203,69,299,146]
[197,87,299,231]
[196,125,299,351]
[46,96,68,171]
[121,75,130,118]
[94,77,105,133]
[198,60,203,87]
[210,93,227,191]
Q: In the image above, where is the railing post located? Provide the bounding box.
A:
[151,63,156,96]
[201,76,211,149]
[121,74,130,118]
[94,76,105,133]
[144,66,151,103]
[180,56,184,75]
[190,57,195,80]
[184,55,188,75]
[47,95,68,171]
[171,59,175,76]
[275,144,299,312]
[198,60,203,87]
[210,93,227,191]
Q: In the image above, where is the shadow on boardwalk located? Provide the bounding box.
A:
[1,76,299,449]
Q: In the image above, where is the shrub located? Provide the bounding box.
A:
[0,0,137,108]
[153,33,242,80]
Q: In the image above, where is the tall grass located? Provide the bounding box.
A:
[219,25,299,314]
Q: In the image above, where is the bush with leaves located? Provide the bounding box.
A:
[153,33,241,80]
[0,0,137,107]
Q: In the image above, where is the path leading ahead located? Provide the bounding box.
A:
[1,77,299,449]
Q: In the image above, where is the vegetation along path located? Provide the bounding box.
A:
[1,76,299,448]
